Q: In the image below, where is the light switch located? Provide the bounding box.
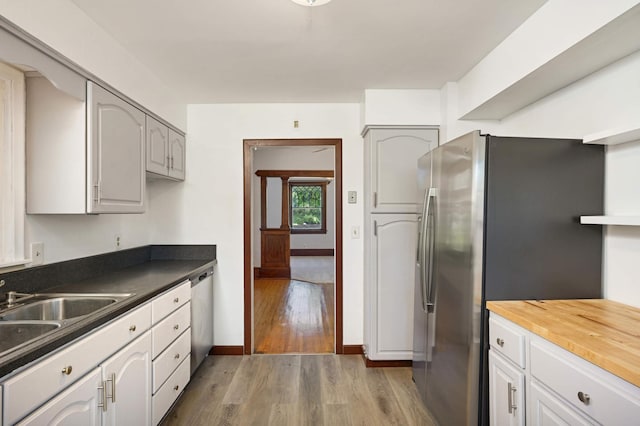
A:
[348,191,357,204]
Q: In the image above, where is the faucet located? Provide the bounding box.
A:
[3,291,33,307]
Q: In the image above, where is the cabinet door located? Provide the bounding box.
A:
[146,115,170,175]
[367,128,438,213]
[488,350,525,426]
[530,381,596,426]
[168,129,186,181]
[17,368,102,426]
[101,331,152,426]
[367,214,417,360]
[87,81,145,213]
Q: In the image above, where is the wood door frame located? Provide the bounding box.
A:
[243,138,343,354]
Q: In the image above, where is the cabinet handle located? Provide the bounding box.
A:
[373,191,377,208]
[175,353,181,360]
[171,156,175,169]
[98,381,108,412]
[507,382,517,414]
[577,391,590,405]
[110,373,116,403]
[174,324,180,331]
[174,385,180,391]
[61,366,73,375]
[496,338,505,347]
[129,325,137,332]
[174,297,180,303]
[167,155,171,169]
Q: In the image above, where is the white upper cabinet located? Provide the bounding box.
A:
[87,81,145,214]
[26,78,146,214]
[168,129,186,181]
[146,115,170,176]
[146,117,186,181]
[364,126,438,213]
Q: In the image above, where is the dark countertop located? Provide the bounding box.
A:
[0,246,215,378]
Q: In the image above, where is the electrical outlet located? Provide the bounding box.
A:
[351,226,360,239]
[31,242,44,265]
[115,234,122,250]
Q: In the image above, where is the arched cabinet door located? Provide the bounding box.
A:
[168,129,186,181]
[364,127,438,214]
[87,81,145,213]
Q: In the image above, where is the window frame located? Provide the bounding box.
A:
[0,62,26,268]
[289,181,328,235]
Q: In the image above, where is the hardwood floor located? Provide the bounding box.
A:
[254,278,334,353]
[161,354,436,426]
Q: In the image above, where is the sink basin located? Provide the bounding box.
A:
[0,293,132,321]
[0,321,61,354]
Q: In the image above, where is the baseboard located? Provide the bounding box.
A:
[255,267,291,279]
[343,345,364,355]
[290,249,335,256]
[210,346,244,356]
[364,356,412,368]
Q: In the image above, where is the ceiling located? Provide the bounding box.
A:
[70,0,547,104]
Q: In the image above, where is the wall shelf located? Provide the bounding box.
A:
[581,216,640,226]
[583,125,640,146]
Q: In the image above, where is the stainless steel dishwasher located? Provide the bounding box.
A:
[190,268,214,375]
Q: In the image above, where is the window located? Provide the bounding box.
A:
[290,181,328,234]
[0,62,25,267]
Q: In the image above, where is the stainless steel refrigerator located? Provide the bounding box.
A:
[412,131,604,426]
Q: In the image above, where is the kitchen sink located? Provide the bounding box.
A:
[0,321,62,354]
[0,293,133,321]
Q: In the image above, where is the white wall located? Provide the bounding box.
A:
[0,0,187,265]
[149,103,364,346]
[446,47,640,308]
[361,89,441,130]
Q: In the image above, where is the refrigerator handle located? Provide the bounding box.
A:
[425,188,437,313]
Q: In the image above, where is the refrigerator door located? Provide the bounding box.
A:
[425,131,486,426]
[412,152,433,403]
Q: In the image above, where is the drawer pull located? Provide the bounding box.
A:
[175,353,181,360]
[507,382,517,414]
[174,324,180,330]
[174,297,180,303]
[496,338,505,347]
[577,391,590,405]
[61,366,73,375]
[129,325,137,332]
[174,385,180,391]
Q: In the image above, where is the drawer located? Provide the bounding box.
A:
[489,314,526,368]
[152,356,190,426]
[153,329,191,394]
[152,302,191,359]
[152,280,191,324]
[3,303,151,425]
[531,339,640,425]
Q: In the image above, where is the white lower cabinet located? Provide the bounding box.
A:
[1,281,194,425]
[18,332,151,426]
[101,331,152,426]
[489,313,640,426]
[17,367,103,426]
[530,381,595,426]
[489,350,525,426]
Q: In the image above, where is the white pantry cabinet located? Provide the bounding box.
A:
[364,214,418,361]
[146,117,186,181]
[363,126,438,214]
[362,125,438,363]
[26,78,145,214]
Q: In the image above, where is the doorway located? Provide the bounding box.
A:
[243,139,343,355]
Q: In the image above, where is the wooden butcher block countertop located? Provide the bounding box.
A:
[486,299,640,388]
